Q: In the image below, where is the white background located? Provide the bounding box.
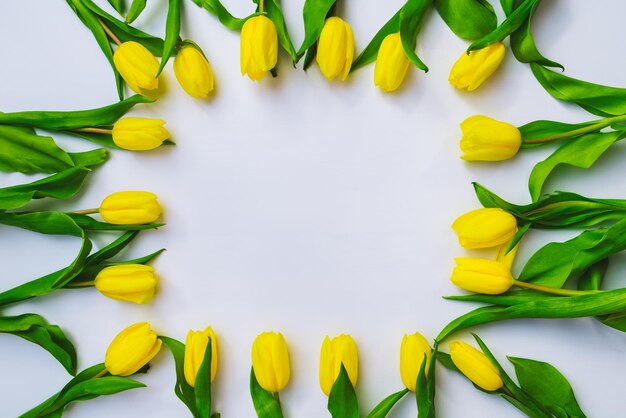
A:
[1,1,626,417]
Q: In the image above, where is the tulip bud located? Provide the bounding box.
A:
[451,258,514,295]
[105,322,162,376]
[316,17,354,81]
[111,117,170,151]
[452,208,518,249]
[400,332,431,392]
[184,327,218,387]
[449,42,506,91]
[240,16,278,81]
[94,264,158,304]
[319,334,358,396]
[460,115,522,161]
[99,191,162,225]
[174,44,215,99]
[374,33,410,93]
[450,341,503,391]
[113,41,160,94]
[252,332,290,392]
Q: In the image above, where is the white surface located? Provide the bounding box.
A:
[1,1,626,417]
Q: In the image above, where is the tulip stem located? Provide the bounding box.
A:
[512,279,601,296]
[259,0,265,13]
[94,369,109,379]
[72,127,113,135]
[273,392,281,410]
[98,17,122,46]
[71,208,99,215]
[523,113,626,144]
[64,280,95,288]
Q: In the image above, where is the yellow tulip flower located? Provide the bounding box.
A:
[452,208,518,249]
[112,117,170,151]
[316,17,354,81]
[95,264,159,304]
[252,332,290,392]
[174,44,215,99]
[449,42,506,91]
[184,327,218,387]
[319,334,358,396]
[113,41,160,94]
[451,258,514,295]
[460,115,522,161]
[374,33,410,93]
[240,16,278,81]
[450,341,503,391]
[99,191,161,225]
[400,332,431,392]
[105,322,162,376]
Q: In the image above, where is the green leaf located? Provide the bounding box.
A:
[107,0,125,15]
[437,288,626,341]
[67,213,164,231]
[250,367,283,418]
[295,0,337,59]
[0,314,77,375]
[416,343,437,418]
[518,119,599,149]
[195,337,213,418]
[366,389,409,418]
[160,337,199,417]
[435,0,497,40]
[578,259,608,291]
[509,357,587,418]
[126,0,147,23]
[435,352,457,371]
[399,0,431,72]
[0,95,152,131]
[68,148,110,167]
[328,363,359,418]
[467,0,537,52]
[159,0,181,74]
[261,0,298,63]
[0,126,74,174]
[528,130,626,201]
[351,11,401,72]
[531,63,626,117]
[192,0,252,31]
[500,0,515,15]
[509,0,562,68]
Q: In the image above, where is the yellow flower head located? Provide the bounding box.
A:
[319,334,358,396]
[113,41,160,94]
[316,17,354,81]
[460,115,521,161]
[252,332,290,392]
[95,264,158,304]
[452,208,517,249]
[374,33,410,93]
[451,258,514,295]
[174,44,215,99]
[400,332,431,392]
[99,191,161,225]
[240,16,278,81]
[184,327,218,387]
[450,341,503,391]
[449,42,506,91]
[105,322,162,376]
[112,117,170,151]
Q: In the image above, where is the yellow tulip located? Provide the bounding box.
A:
[105,322,162,376]
[450,341,503,391]
[113,41,160,94]
[174,44,215,99]
[449,42,506,91]
[111,117,170,151]
[460,115,522,161]
[99,191,161,225]
[240,16,278,81]
[316,17,354,81]
[252,332,290,392]
[374,33,410,93]
[319,334,358,396]
[400,332,431,392]
[184,327,218,387]
[451,258,514,295]
[94,264,158,304]
[452,208,517,249]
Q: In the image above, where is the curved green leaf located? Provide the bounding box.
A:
[416,343,437,418]
[260,0,298,63]
[351,12,401,71]
[399,0,431,72]
[250,367,283,418]
[107,0,124,15]
[519,119,599,149]
[328,363,358,418]
[159,0,181,74]
[0,126,74,174]
[296,0,336,59]
[160,337,200,417]
[195,338,213,418]
[366,389,408,418]
[126,0,147,23]
[509,0,562,68]
[192,0,252,31]
[435,0,496,40]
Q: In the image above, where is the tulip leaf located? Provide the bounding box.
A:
[158,0,181,75]
[529,130,626,201]
[190,0,253,31]
[67,213,164,231]
[195,338,213,418]
[0,314,77,375]
[0,95,153,131]
[467,0,537,52]
[509,0,562,68]
[365,389,409,418]
[351,11,401,72]
[509,357,587,418]
[578,259,608,292]
[107,0,124,14]
[160,336,200,417]
[500,0,515,15]
[416,344,438,418]
[531,64,626,117]
[399,0,431,72]
[0,126,75,174]
[126,0,147,23]
[518,119,600,149]
[250,367,283,418]
[434,0,497,40]
[438,288,626,341]
[328,363,359,418]
[256,0,298,64]
[295,0,337,60]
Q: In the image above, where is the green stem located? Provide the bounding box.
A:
[98,17,122,46]
[93,368,109,379]
[71,208,99,215]
[512,279,601,296]
[72,127,113,135]
[259,0,265,13]
[523,113,626,144]
[273,392,282,412]
[64,280,95,289]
